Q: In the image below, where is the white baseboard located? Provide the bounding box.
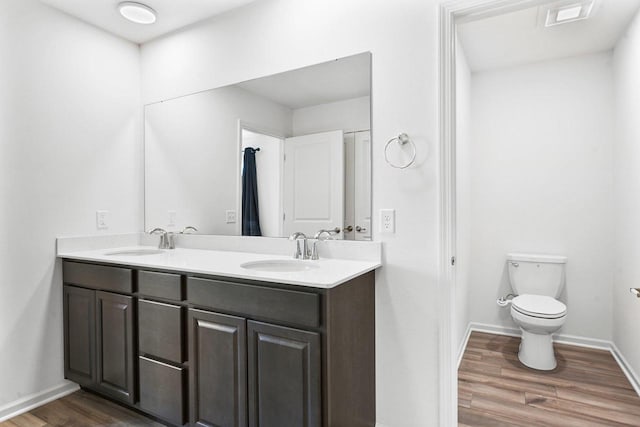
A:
[457,323,473,369]
[610,342,640,397]
[462,322,640,398]
[468,322,611,350]
[468,322,521,339]
[0,381,79,422]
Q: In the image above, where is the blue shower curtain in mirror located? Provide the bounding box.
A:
[242,147,262,236]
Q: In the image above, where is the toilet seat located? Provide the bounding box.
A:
[512,294,566,319]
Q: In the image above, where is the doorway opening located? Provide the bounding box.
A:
[440,0,640,425]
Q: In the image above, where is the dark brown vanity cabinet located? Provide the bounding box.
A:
[63,260,375,427]
[62,262,135,404]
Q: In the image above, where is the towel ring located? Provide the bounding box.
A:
[384,133,416,169]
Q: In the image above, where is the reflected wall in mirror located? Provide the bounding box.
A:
[145,52,372,240]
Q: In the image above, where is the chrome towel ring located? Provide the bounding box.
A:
[384,133,416,169]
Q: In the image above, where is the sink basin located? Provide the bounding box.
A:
[240,260,320,273]
[104,249,164,256]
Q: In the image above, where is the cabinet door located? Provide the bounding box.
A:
[248,321,321,427]
[63,285,96,387]
[189,309,247,427]
[95,291,135,404]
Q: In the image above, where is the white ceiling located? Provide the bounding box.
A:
[38,0,259,44]
[458,0,640,72]
[236,53,371,109]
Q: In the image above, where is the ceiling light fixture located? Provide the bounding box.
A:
[118,2,157,25]
[545,1,594,27]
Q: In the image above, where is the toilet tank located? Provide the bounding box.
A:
[507,253,567,297]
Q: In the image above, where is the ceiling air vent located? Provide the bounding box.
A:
[545,1,595,27]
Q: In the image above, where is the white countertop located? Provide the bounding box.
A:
[57,246,380,289]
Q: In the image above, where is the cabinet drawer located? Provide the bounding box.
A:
[63,261,132,294]
[188,277,320,328]
[139,299,184,363]
[138,271,182,301]
[139,356,186,426]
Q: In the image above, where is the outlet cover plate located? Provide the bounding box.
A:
[96,210,109,230]
[226,210,237,224]
[380,209,395,233]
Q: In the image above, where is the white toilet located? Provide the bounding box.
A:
[507,253,568,370]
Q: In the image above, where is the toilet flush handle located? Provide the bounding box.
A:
[497,293,517,307]
[511,262,519,267]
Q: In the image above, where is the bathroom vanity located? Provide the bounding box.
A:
[58,242,378,427]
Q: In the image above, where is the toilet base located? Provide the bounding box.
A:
[517,329,557,370]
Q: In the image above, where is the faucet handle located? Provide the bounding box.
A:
[313,229,334,241]
[311,229,335,260]
[181,226,198,234]
[148,227,167,235]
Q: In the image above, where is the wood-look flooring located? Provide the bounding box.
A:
[459,331,640,426]
[0,390,162,427]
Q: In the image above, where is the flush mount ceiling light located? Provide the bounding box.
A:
[545,1,594,27]
[118,2,157,25]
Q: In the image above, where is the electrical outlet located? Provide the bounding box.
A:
[168,210,177,227]
[380,209,395,233]
[96,210,109,230]
[226,210,237,224]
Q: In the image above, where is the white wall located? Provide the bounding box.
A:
[612,9,640,380]
[292,96,370,136]
[468,52,615,340]
[0,0,141,411]
[141,0,439,425]
[454,39,471,357]
[145,85,291,234]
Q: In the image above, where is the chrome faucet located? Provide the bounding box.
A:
[289,232,309,259]
[148,227,175,249]
[311,229,334,260]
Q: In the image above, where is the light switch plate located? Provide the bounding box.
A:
[380,209,395,233]
[96,210,109,230]
[226,210,237,224]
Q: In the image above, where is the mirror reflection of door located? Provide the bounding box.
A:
[354,130,372,240]
[283,130,345,238]
[344,130,372,240]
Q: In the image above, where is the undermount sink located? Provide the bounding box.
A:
[104,249,164,256]
[240,259,320,273]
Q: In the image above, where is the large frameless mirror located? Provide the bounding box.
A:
[145,52,371,240]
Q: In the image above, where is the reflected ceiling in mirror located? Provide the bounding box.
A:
[145,52,372,240]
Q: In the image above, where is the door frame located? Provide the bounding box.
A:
[438,0,559,425]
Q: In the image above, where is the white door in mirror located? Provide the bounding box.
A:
[283,130,344,238]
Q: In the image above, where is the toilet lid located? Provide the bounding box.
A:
[512,294,567,318]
